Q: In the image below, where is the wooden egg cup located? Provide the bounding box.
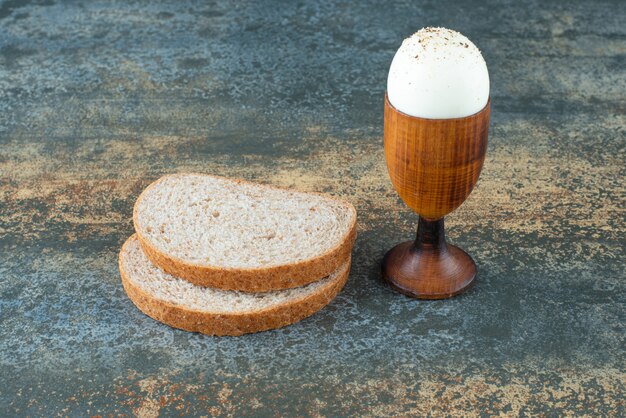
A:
[382,93,490,299]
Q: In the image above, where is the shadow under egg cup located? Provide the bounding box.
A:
[382,93,490,299]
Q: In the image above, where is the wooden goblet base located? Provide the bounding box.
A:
[382,217,476,299]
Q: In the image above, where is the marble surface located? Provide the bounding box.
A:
[1,0,624,415]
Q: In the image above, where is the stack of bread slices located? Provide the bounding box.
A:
[119,173,357,336]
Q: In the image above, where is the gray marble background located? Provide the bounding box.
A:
[1,0,624,415]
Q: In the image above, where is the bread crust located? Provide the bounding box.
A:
[133,173,357,292]
[119,237,351,336]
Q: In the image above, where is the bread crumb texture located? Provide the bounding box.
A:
[134,174,356,268]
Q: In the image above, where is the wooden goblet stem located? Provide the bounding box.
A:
[415,216,446,251]
[382,216,477,299]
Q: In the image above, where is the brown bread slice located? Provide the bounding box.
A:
[133,173,357,291]
[120,235,351,336]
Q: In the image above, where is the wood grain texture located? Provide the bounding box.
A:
[384,93,490,220]
[383,94,490,298]
[382,217,476,299]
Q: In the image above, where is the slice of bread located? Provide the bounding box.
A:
[120,235,350,336]
[133,173,357,292]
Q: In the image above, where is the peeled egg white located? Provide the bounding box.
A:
[387,27,490,119]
